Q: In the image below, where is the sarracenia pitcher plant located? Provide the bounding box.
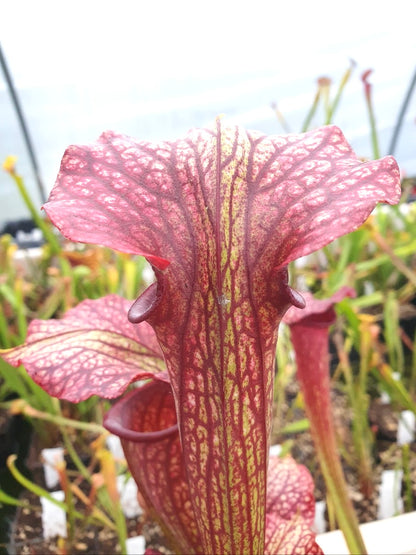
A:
[284,287,367,554]
[1,121,401,554]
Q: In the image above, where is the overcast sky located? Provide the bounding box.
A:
[1,0,415,224]
[1,0,414,89]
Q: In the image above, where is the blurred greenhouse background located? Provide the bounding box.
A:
[1,0,415,229]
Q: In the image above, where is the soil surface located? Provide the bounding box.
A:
[1,386,416,555]
[8,495,169,555]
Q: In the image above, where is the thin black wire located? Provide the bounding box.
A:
[0,42,47,204]
[388,67,416,156]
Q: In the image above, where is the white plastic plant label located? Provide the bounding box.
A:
[40,490,66,539]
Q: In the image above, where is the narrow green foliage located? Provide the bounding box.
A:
[0,488,31,508]
[300,61,354,132]
[374,363,416,414]
[0,161,147,421]
[325,61,355,124]
[332,311,375,498]
[384,291,405,375]
[301,87,322,133]
[4,160,61,255]
[7,454,82,518]
[411,331,416,397]
[281,419,310,434]
[401,444,413,513]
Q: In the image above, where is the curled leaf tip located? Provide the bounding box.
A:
[361,69,373,82]
[361,69,374,99]
[288,287,306,309]
[128,282,161,324]
[284,286,355,327]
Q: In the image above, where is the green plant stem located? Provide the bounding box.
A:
[356,325,375,497]
[55,404,126,541]
[61,425,93,483]
[354,237,416,275]
[369,107,380,159]
[402,444,413,513]
[325,61,355,124]
[374,363,416,415]
[362,82,381,159]
[291,323,367,554]
[96,447,128,553]
[0,306,11,348]
[305,363,367,554]
[320,452,367,552]
[301,89,321,132]
[370,228,416,287]
[7,454,116,530]
[14,278,28,339]
[114,502,128,554]
[7,454,84,519]
[411,331,416,398]
[384,291,404,374]
[271,102,291,133]
[281,418,310,434]
[309,412,367,554]
[1,399,106,434]
[334,326,375,498]
[6,168,61,255]
[0,489,49,513]
[58,460,76,544]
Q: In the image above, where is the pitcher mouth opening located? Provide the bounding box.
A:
[103,379,178,443]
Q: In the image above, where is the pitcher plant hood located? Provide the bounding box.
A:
[2,121,401,554]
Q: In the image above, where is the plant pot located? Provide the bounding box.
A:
[316,511,416,554]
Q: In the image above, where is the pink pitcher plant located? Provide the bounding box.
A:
[1,121,401,554]
[284,287,367,554]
